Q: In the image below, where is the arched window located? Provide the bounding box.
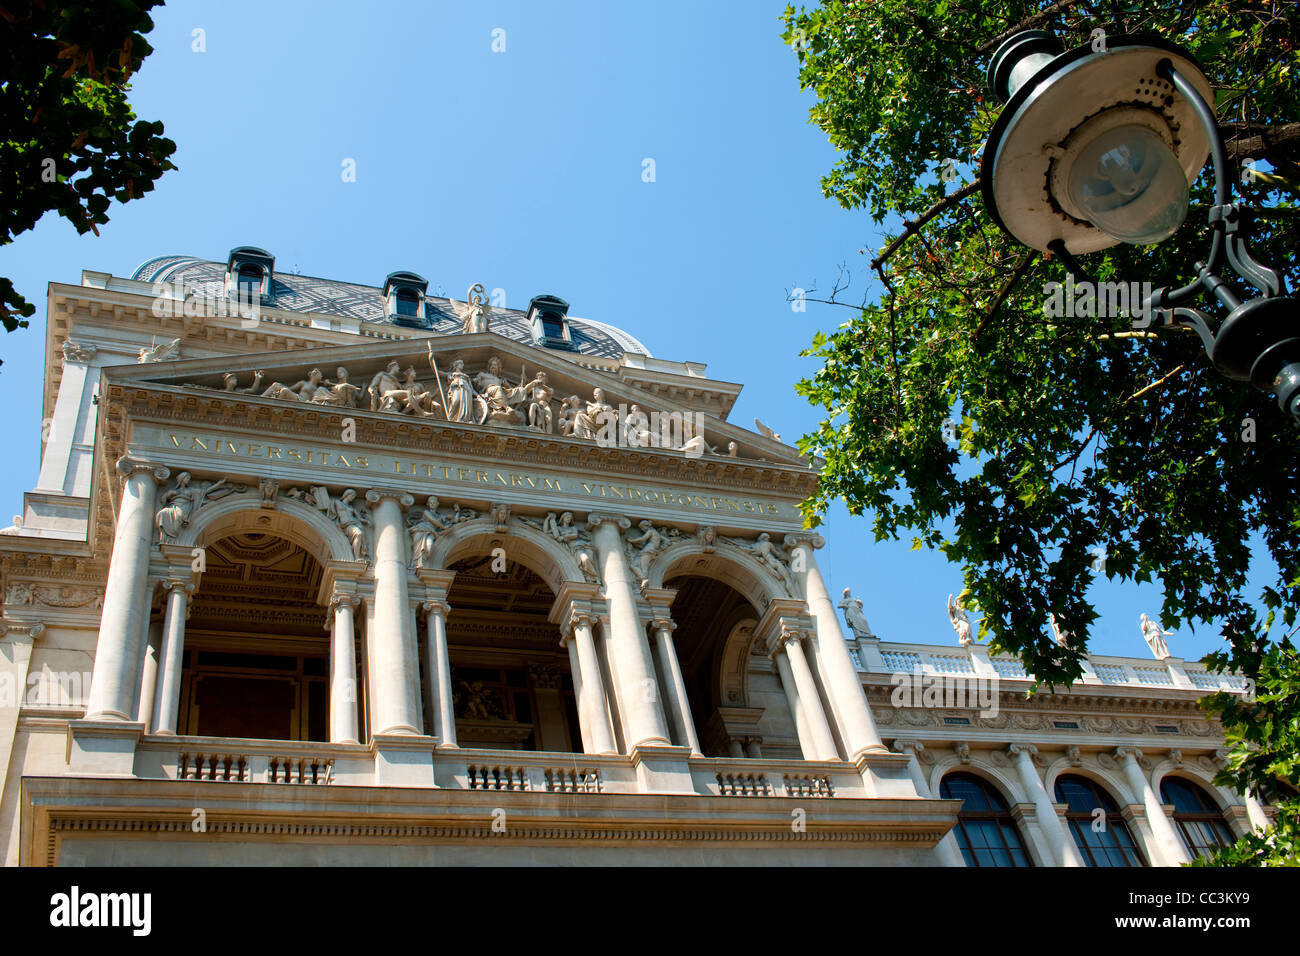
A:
[939,772,1032,867]
[1055,774,1146,867]
[1160,777,1233,859]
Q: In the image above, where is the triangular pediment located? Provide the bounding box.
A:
[101,333,806,466]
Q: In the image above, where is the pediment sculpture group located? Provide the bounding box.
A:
[204,345,728,455]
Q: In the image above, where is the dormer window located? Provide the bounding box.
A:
[383,271,429,328]
[225,246,274,303]
[395,288,420,318]
[528,294,574,350]
[236,265,263,300]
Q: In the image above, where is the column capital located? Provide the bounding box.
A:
[163,577,195,598]
[650,617,676,634]
[586,512,630,531]
[893,738,935,764]
[330,589,359,611]
[365,488,414,508]
[420,599,449,618]
[1008,742,1042,765]
[783,532,826,551]
[116,457,170,485]
[1114,746,1150,770]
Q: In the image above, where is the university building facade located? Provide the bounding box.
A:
[0,249,1266,865]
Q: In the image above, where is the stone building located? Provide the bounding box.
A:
[0,249,1265,865]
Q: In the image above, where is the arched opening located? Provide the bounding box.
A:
[1055,773,1147,867]
[939,771,1033,867]
[443,552,580,752]
[1160,776,1234,859]
[664,572,777,758]
[178,531,330,741]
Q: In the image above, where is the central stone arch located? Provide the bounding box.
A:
[177,493,356,567]
[431,517,585,591]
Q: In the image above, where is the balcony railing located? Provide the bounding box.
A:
[134,737,871,798]
[853,638,1248,694]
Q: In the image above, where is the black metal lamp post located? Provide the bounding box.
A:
[981,30,1300,422]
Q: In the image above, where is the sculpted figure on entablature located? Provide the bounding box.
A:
[408,495,450,569]
[366,361,404,412]
[138,337,181,363]
[523,371,555,433]
[838,588,876,640]
[313,367,362,407]
[443,358,485,424]
[221,371,265,394]
[262,368,326,403]
[155,472,245,542]
[460,283,490,334]
[558,395,581,436]
[379,366,442,418]
[571,388,614,442]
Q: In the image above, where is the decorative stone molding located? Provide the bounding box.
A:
[61,341,97,364]
[258,477,278,509]
[0,618,45,639]
[953,742,971,764]
[1065,745,1082,766]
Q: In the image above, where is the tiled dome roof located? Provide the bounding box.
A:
[131,255,651,359]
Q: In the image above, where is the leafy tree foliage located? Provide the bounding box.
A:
[782,0,1299,864]
[0,0,177,344]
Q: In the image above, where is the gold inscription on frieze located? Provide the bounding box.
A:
[165,433,783,516]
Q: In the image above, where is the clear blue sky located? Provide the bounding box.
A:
[0,0,1268,664]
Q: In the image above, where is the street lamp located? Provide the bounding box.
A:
[980,30,1300,422]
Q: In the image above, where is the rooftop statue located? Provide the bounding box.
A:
[947,594,973,646]
[838,587,876,640]
[460,283,490,334]
[1139,613,1173,660]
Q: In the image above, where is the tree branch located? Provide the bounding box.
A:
[973,250,1038,342]
[976,0,1088,56]
[870,182,979,271]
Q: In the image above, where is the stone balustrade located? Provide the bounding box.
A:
[853,638,1249,693]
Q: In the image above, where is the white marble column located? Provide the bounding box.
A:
[328,591,360,744]
[152,578,193,735]
[86,458,170,721]
[777,626,839,761]
[791,535,887,757]
[587,513,671,749]
[364,489,422,735]
[563,613,616,754]
[895,739,965,867]
[1010,744,1085,866]
[421,599,456,747]
[1116,747,1193,865]
[649,617,702,756]
[136,615,163,732]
